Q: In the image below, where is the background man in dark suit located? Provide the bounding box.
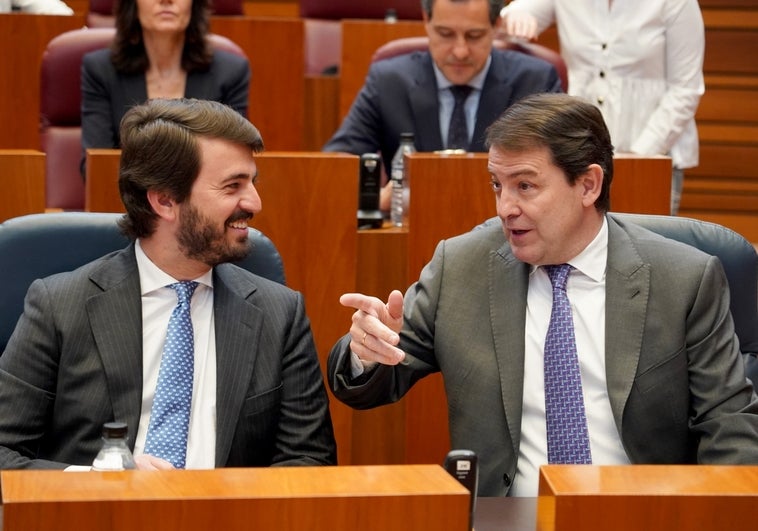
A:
[323,0,562,210]
[0,98,336,470]
[328,93,758,496]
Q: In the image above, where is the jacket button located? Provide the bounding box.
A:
[503,473,512,486]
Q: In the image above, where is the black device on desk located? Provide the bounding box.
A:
[444,449,478,529]
[357,153,384,229]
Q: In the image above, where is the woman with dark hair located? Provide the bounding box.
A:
[81,0,250,173]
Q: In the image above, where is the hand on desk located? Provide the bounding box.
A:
[135,454,176,470]
[340,290,405,366]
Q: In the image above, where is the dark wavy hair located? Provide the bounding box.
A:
[110,0,212,74]
[420,0,502,26]
[486,93,615,213]
[118,98,264,239]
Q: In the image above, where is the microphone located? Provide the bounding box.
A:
[357,153,384,229]
[443,449,478,529]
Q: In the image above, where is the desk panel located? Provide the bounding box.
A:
[339,20,426,119]
[0,14,87,150]
[0,150,46,222]
[210,17,305,150]
[538,465,758,531]
[1,466,469,531]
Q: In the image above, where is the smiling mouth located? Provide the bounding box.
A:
[226,219,250,230]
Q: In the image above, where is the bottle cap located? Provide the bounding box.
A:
[102,422,128,439]
[400,132,415,141]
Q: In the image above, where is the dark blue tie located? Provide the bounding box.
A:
[543,265,592,464]
[144,280,198,468]
[447,85,472,149]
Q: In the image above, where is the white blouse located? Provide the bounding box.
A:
[503,0,705,169]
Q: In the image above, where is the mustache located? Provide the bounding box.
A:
[226,210,253,224]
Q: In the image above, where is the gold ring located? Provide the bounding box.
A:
[361,332,367,345]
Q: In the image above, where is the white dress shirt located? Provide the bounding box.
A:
[510,218,629,497]
[132,240,217,469]
[503,0,704,169]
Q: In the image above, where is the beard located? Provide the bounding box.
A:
[176,202,252,266]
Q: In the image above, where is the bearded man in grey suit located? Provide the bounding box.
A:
[0,98,336,470]
[328,93,758,497]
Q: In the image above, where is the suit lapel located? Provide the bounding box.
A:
[212,265,263,466]
[86,247,143,448]
[472,53,513,151]
[489,242,530,454]
[409,54,444,150]
[604,216,650,430]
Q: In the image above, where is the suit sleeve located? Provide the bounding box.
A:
[322,63,384,155]
[0,280,69,469]
[270,291,337,466]
[686,256,758,461]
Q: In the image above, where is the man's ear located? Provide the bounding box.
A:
[579,164,603,207]
[146,189,178,221]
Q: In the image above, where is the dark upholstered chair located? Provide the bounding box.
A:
[611,213,758,385]
[39,28,246,210]
[0,212,285,352]
[371,36,569,92]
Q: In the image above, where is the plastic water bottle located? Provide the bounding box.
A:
[390,132,416,227]
[92,422,136,471]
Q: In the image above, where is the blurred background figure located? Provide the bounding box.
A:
[81,0,250,173]
[500,0,705,215]
[0,0,73,14]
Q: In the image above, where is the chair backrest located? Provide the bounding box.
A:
[87,0,244,27]
[610,213,758,384]
[0,212,285,352]
[39,28,246,211]
[371,36,569,92]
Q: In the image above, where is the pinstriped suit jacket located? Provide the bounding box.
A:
[328,214,758,496]
[0,245,336,469]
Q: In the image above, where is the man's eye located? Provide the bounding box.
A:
[490,180,502,192]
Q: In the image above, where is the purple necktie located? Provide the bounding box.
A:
[543,265,592,464]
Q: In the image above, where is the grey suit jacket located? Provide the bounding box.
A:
[0,245,336,469]
[81,49,250,163]
[328,215,758,496]
[323,49,562,173]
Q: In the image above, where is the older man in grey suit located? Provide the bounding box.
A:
[328,93,758,497]
[0,98,336,470]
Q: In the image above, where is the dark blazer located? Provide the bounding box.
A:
[328,215,758,496]
[0,246,336,469]
[81,49,250,162]
[323,49,562,172]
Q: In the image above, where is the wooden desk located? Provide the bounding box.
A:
[210,17,305,150]
[0,150,46,223]
[0,14,87,150]
[339,19,426,119]
[538,465,758,531]
[1,465,469,531]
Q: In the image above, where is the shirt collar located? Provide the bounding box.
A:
[135,239,214,295]
[529,217,608,283]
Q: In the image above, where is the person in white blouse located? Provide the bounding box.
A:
[500,0,705,215]
[0,0,73,14]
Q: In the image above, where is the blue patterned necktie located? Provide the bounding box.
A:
[447,85,472,149]
[144,280,198,468]
[543,265,592,464]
